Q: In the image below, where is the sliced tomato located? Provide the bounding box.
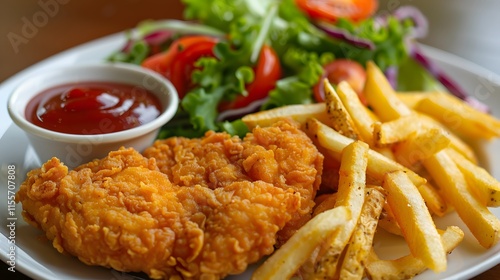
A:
[295,0,378,22]
[313,59,367,103]
[141,35,219,98]
[166,40,218,98]
[220,44,282,110]
[141,51,171,74]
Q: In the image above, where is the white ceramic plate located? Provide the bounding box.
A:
[1,33,500,280]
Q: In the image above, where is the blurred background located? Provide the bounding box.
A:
[2,0,500,83]
[0,0,183,82]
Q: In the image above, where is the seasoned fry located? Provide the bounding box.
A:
[446,148,500,207]
[365,226,464,280]
[370,93,479,162]
[423,151,500,248]
[335,141,369,209]
[304,118,426,186]
[372,114,445,147]
[364,61,412,121]
[408,113,478,163]
[372,116,418,146]
[251,206,350,280]
[339,187,385,280]
[373,114,450,149]
[241,103,329,129]
[383,171,447,272]
[415,92,500,139]
[323,79,360,139]
[314,141,369,279]
[336,81,377,146]
[393,127,450,167]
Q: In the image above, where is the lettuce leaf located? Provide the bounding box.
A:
[263,47,334,109]
[396,56,446,92]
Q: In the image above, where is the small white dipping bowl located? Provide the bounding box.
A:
[7,63,179,168]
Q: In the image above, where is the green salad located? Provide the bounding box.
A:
[109,0,457,138]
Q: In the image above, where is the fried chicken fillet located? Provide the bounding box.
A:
[144,120,324,244]
[16,120,323,279]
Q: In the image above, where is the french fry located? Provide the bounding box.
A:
[396,92,429,108]
[372,116,419,146]
[417,183,448,217]
[415,92,500,139]
[323,79,360,139]
[377,191,403,236]
[304,118,427,187]
[336,81,377,146]
[339,187,385,280]
[241,103,329,129]
[393,127,450,167]
[373,114,450,148]
[377,112,478,163]
[314,141,369,279]
[364,61,412,121]
[383,171,447,272]
[365,226,464,280]
[335,141,369,210]
[251,206,350,280]
[373,146,397,162]
[423,150,500,248]
[417,113,478,164]
[446,148,500,207]
[378,210,402,236]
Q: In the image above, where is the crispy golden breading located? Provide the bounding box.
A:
[17,120,323,279]
[144,120,324,244]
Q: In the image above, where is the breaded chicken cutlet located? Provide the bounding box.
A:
[144,120,324,244]
[16,120,323,279]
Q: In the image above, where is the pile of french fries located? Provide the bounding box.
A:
[244,61,500,279]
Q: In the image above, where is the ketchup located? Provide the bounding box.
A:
[26,82,162,135]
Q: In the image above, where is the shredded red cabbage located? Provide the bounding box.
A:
[143,30,174,46]
[121,30,173,53]
[217,98,269,121]
[410,44,489,112]
[384,66,399,89]
[392,6,428,39]
[314,21,375,50]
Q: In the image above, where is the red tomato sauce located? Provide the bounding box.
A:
[26,82,162,135]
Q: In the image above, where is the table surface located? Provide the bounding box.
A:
[1,1,499,279]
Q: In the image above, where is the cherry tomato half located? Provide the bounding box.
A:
[142,35,219,98]
[166,40,218,98]
[295,0,378,22]
[220,44,282,110]
[313,59,367,103]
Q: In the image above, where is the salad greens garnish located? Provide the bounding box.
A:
[109,0,460,138]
